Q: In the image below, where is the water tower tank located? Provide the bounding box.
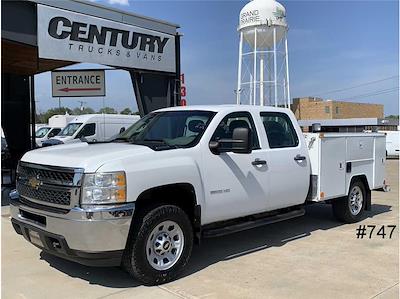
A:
[236,0,291,108]
[238,0,287,48]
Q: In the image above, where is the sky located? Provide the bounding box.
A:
[35,0,399,115]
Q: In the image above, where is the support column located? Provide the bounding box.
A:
[253,28,257,106]
[236,31,243,105]
[260,55,264,106]
[273,27,278,107]
[285,35,291,108]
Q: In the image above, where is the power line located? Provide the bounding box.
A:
[337,87,399,101]
[312,76,399,97]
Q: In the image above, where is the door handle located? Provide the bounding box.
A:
[294,154,306,161]
[252,159,267,166]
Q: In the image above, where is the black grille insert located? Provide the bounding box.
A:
[18,164,75,186]
[17,183,71,206]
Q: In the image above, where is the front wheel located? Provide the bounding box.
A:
[122,205,193,285]
[332,180,366,223]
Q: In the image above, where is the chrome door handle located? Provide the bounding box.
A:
[252,159,267,166]
[294,154,306,161]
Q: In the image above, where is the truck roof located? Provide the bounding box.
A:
[157,105,292,114]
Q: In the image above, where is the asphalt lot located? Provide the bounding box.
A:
[2,159,399,299]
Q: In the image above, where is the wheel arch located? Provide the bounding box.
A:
[133,183,201,243]
[347,175,371,211]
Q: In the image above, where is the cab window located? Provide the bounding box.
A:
[211,112,260,150]
[48,128,61,138]
[76,123,96,138]
[260,112,299,148]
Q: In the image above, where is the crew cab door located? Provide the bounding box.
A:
[202,112,269,224]
[259,111,310,210]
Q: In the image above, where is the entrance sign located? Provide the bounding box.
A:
[51,70,105,97]
[38,5,176,73]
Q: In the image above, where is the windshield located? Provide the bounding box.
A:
[59,123,83,137]
[115,110,215,150]
[36,127,51,138]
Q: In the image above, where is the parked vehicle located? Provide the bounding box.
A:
[379,131,399,157]
[35,126,62,147]
[42,114,140,146]
[48,114,75,128]
[10,105,386,285]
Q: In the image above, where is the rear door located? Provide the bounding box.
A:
[259,111,309,210]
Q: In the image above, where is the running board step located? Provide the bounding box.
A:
[202,208,305,238]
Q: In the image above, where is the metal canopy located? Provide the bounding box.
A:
[1,0,182,182]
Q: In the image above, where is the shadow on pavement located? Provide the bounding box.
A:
[39,202,392,288]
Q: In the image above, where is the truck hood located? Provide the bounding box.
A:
[21,142,153,172]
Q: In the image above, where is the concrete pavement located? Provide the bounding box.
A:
[2,160,398,299]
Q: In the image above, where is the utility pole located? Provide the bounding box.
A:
[78,101,87,111]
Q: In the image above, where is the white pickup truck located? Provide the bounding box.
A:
[10,105,386,285]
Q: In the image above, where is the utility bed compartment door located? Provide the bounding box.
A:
[373,136,386,189]
[320,138,346,199]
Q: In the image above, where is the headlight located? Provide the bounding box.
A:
[81,171,126,205]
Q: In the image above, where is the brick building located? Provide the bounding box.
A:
[292,97,384,120]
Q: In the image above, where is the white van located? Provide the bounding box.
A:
[35,126,63,147]
[43,114,140,146]
[380,130,399,157]
[48,114,75,128]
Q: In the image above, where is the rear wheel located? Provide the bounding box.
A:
[122,205,193,285]
[332,180,366,223]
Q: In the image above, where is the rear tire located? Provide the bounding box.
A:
[122,205,193,285]
[332,179,366,223]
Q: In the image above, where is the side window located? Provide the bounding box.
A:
[211,112,259,150]
[77,123,96,138]
[48,128,61,138]
[184,116,208,137]
[260,112,299,148]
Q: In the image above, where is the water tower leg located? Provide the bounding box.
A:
[285,35,291,109]
[273,27,278,107]
[237,32,243,105]
[253,28,257,106]
[260,55,264,106]
[249,73,253,105]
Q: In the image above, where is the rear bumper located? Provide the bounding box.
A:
[10,197,134,266]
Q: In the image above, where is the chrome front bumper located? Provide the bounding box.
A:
[10,197,134,253]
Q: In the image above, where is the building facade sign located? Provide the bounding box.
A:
[38,5,176,73]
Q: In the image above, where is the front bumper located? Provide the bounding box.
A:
[10,197,134,266]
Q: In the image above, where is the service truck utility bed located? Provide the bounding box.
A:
[304,132,386,202]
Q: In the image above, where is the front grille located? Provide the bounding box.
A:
[17,183,71,206]
[18,164,75,185]
[16,162,83,209]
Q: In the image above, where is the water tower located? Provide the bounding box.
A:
[236,0,290,107]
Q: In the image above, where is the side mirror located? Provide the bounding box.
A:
[209,127,252,154]
[231,127,252,154]
[311,123,321,133]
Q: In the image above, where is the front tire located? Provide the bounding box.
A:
[332,179,366,223]
[123,205,193,285]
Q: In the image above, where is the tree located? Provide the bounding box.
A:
[120,108,133,115]
[38,107,73,123]
[386,115,399,120]
[98,107,117,114]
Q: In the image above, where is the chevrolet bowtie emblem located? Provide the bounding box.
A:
[28,176,42,190]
